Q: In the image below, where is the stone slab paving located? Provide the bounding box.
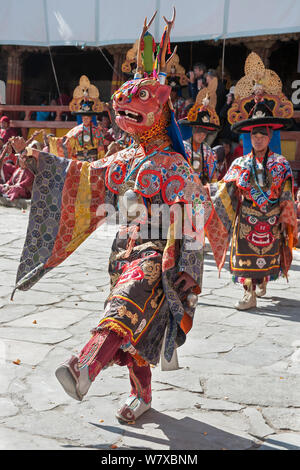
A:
[0,206,300,450]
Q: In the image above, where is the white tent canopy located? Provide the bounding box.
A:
[0,0,299,47]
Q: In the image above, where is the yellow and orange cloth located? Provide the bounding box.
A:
[49,123,106,161]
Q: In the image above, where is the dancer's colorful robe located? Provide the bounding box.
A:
[13,142,219,365]
[184,140,218,183]
[48,123,106,162]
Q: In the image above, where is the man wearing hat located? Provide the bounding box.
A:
[180,96,220,184]
[47,76,107,162]
[206,53,298,310]
[0,116,17,144]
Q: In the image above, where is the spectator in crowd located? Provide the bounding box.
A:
[213,144,225,162]
[57,89,72,121]
[36,97,50,121]
[180,101,220,183]
[205,69,227,116]
[187,63,207,101]
[0,136,19,166]
[184,127,219,183]
[0,116,17,144]
[0,130,43,187]
[217,138,235,180]
[0,159,15,184]
[1,134,20,164]
[0,137,6,158]
[218,87,237,142]
[49,98,58,121]
[213,144,226,181]
[99,111,114,152]
[0,153,34,205]
[99,111,111,131]
[182,98,194,119]
[0,131,43,205]
[196,77,206,92]
[168,65,181,91]
[233,135,244,158]
[170,85,186,120]
[0,142,16,184]
[57,89,71,106]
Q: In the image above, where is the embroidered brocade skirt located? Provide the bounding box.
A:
[96,226,169,365]
[230,198,281,280]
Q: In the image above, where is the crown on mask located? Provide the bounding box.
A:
[228,53,293,133]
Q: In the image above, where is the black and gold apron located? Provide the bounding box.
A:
[230,197,281,279]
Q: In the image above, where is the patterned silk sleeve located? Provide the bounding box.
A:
[209,180,239,234]
[205,180,240,272]
[12,150,109,296]
[177,234,204,292]
[92,126,106,159]
[203,144,219,183]
[183,141,192,162]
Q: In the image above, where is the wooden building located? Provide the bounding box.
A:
[0,32,300,182]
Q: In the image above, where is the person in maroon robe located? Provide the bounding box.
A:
[0,160,16,184]
[0,154,34,201]
[0,141,16,183]
[233,136,244,158]
[0,139,18,166]
[217,138,235,180]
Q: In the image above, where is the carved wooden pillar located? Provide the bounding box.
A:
[4,46,24,106]
[106,45,128,95]
[243,39,279,67]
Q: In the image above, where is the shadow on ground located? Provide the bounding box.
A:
[62,409,257,450]
[246,297,300,323]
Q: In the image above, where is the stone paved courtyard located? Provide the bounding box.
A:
[0,205,300,450]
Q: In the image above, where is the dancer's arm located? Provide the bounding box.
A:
[176,234,202,294]
[11,136,111,297]
[204,180,239,273]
